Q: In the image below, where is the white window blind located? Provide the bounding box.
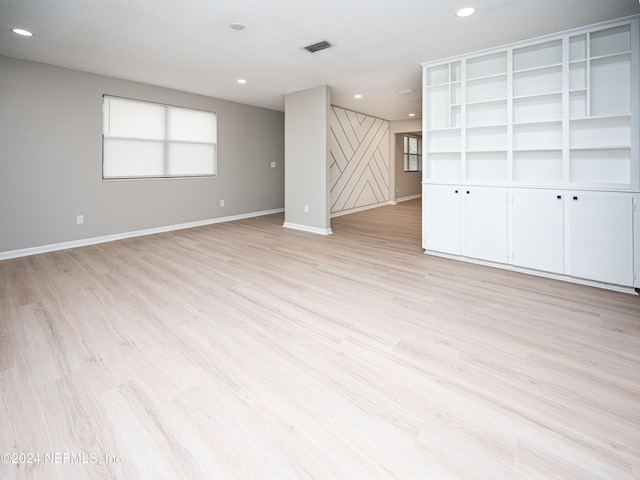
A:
[102,95,217,179]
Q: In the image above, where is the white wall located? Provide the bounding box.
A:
[0,56,284,255]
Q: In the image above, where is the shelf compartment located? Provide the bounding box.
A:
[513,65,561,97]
[569,34,587,62]
[466,75,507,103]
[570,91,587,119]
[513,150,563,184]
[426,85,449,129]
[466,151,507,182]
[450,105,461,128]
[450,82,462,104]
[426,64,449,86]
[426,129,461,152]
[590,53,631,117]
[466,51,507,80]
[513,93,562,123]
[590,24,630,58]
[451,61,462,82]
[569,61,586,90]
[569,148,631,185]
[569,116,630,149]
[513,122,562,150]
[466,100,507,127]
[427,152,461,180]
[513,39,562,72]
[466,125,507,151]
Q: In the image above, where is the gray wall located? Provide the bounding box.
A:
[389,119,422,201]
[0,56,284,253]
[284,85,331,233]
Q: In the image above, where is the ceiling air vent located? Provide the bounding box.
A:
[303,40,333,53]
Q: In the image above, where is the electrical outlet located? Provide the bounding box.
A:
[271,162,276,168]
[304,205,309,213]
[220,200,225,207]
[76,215,84,225]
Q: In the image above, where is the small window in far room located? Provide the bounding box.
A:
[403,135,422,172]
[102,95,217,179]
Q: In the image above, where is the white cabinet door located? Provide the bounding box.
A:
[464,188,508,263]
[423,185,461,254]
[569,193,634,286]
[511,189,564,273]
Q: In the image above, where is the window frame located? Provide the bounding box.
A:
[403,134,422,172]
[102,95,217,180]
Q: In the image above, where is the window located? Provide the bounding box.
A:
[404,135,422,172]
[102,95,216,179]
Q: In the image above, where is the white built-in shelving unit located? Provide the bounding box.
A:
[422,17,639,292]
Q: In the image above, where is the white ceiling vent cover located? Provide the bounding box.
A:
[303,40,333,53]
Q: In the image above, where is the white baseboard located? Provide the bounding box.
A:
[396,194,422,203]
[330,201,390,218]
[282,222,333,235]
[424,249,638,295]
[0,208,284,261]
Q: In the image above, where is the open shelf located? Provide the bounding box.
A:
[513,150,563,184]
[514,122,562,150]
[426,128,461,152]
[466,125,507,151]
[569,148,631,185]
[450,105,461,128]
[426,85,450,129]
[466,100,507,127]
[466,51,507,79]
[450,61,462,82]
[590,53,631,117]
[423,19,636,190]
[513,65,561,97]
[513,39,562,71]
[428,152,461,180]
[513,93,562,123]
[451,82,461,104]
[466,75,507,103]
[570,116,630,149]
[590,24,630,57]
[426,64,449,86]
[466,151,507,182]
[569,62,586,90]
[569,34,587,61]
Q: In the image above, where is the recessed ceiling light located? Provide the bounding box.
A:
[354,94,362,99]
[409,113,416,117]
[229,22,246,31]
[397,89,415,95]
[456,7,476,17]
[237,79,247,84]
[11,28,34,37]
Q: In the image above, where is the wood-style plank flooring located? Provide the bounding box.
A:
[1,199,639,479]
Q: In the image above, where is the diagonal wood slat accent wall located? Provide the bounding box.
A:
[330,106,390,215]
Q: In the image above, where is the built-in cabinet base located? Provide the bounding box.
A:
[423,184,638,291]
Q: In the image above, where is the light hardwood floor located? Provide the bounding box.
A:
[1,199,639,479]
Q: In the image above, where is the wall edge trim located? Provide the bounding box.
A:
[0,208,284,260]
[282,222,333,235]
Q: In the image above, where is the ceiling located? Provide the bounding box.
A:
[1,0,639,121]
